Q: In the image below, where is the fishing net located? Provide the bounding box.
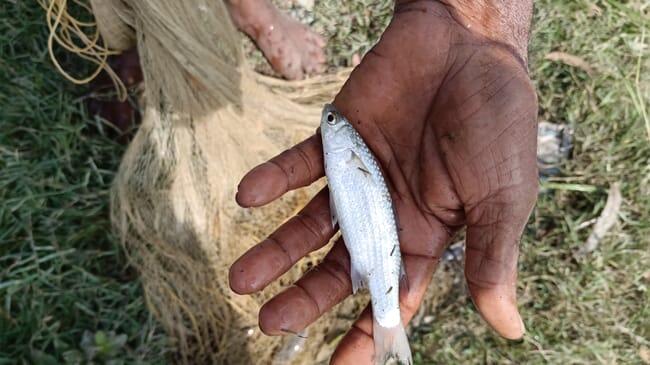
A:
[43,0,455,363]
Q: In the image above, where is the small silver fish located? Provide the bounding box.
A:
[321,104,412,365]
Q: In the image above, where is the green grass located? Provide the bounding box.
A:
[0,3,169,364]
[404,1,650,364]
[1,0,649,364]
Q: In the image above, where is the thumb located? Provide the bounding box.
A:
[464,186,536,339]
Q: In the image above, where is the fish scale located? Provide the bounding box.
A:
[320,104,412,365]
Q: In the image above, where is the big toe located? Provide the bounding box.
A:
[303,36,326,75]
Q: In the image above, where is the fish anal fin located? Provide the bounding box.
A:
[351,261,365,294]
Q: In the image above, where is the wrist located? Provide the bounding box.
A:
[396,0,534,66]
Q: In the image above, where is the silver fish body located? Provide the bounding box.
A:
[321,104,412,365]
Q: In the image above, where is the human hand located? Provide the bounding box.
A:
[230,1,538,363]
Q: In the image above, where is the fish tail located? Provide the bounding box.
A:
[372,317,412,365]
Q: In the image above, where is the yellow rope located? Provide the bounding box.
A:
[40,0,128,101]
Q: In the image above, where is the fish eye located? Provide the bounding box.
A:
[326,112,337,125]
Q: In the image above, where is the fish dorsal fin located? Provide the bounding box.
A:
[348,150,372,177]
[329,190,338,228]
[399,260,409,292]
[392,205,400,232]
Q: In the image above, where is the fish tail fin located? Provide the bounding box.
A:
[372,317,412,365]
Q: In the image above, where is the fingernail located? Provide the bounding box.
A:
[235,189,255,207]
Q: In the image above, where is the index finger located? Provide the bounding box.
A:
[236,133,324,207]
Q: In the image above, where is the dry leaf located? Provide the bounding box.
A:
[640,346,650,364]
[642,271,650,282]
[545,51,594,73]
[575,183,622,258]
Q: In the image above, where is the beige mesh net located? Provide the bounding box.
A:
[93,0,351,362]
[44,0,454,363]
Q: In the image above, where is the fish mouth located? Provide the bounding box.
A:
[322,103,337,115]
[322,103,341,126]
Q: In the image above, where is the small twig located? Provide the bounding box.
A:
[545,51,594,74]
[279,328,308,339]
[574,183,622,259]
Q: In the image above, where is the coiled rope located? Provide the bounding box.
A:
[39,0,127,100]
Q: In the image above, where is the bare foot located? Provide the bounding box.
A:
[227,0,325,79]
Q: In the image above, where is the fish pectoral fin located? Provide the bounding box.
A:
[329,191,338,228]
[348,150,372,177]
[351,263,365,294]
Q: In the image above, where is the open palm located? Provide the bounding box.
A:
[230,1,538,363]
